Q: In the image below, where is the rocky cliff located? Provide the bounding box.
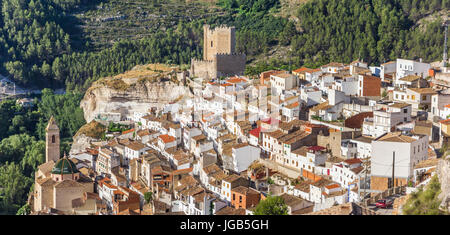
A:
[80,64,192,123]
[437,155,450,212]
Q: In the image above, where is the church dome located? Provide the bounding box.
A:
[51,157,79,175]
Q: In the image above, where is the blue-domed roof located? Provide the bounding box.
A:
[51,157,79,175]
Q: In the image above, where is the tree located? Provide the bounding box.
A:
[0,162,33,213]
[144,191,153,204]
[252,195,289,215]
[402,175,448,215]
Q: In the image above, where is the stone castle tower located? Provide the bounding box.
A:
[46,116,60,163]
[190,24,246,80]
[203,25,236,61]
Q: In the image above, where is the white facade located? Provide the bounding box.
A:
[371,134,429,180]
[232,145,261,173]
[395,59,430,83]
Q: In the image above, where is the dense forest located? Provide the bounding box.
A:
[0,0,448,91]
[0,90,85,214]
[290,0,450,68]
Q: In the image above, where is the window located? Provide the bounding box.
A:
[233,194,235,201]
[403,109,407,113]
[211,41,213,47]
[52,135,55,143]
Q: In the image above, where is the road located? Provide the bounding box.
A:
[367,194,404,215]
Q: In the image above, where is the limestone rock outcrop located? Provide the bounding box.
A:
[80,64,192,123]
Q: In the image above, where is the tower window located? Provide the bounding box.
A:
[211,41,213,47]
[52,135,55,143]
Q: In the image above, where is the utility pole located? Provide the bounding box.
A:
[364,157,368,197]
[391,151,395,189]
[443,20,449,67]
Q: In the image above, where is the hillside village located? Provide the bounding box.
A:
[28,24,450,215]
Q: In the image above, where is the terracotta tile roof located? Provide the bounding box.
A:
[389,102,411,109]
[322,62,344,68]
[231,186,260,195]
[280,193,305,207]
[292,146,309,156]
[215,206,246,215]
[158,134,176,143]
[294,181,311,193]
[344,158,363,165]
[122,128,135,135]
[249,127,261,138]
[126,141,146,151]
[54,179,84,188]
[293,67,313,73]
[407,88,437,95]
[223,174,242,183]
[325,184,340,190]
[414,158,439,169]
[285,101,299,109]
[307,202,378,215]
[310,101,331,112]
[226,77,247,84]
[307,146,326,152]
[350,166,364,174]
[440,119,450,125]
[376,132,418,143]
[399,75,421,82]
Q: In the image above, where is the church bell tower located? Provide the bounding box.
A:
[46,116,60,163]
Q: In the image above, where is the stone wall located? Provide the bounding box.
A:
[215,53,246,77]
[437,156,450,211]
[203,25,235,61]
[54,186,84,212]
[190,59,216,79]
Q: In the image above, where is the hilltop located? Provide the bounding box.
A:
[80,64,191,123]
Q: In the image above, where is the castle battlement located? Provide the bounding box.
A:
[192,24,245,80]
[214,52,246,57]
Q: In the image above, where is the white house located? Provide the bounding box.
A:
[270,73,298,96]
[431,89,450,119]
[395,58,431,83]
[231,143,261,173]
[371,132,429,186]
[157,134,177,151]
[124,141,148,166]
[362,103,412,138]
[331,158,364,188]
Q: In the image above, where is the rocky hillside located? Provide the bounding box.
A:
[80,64,191,122]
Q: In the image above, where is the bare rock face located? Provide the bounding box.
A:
[437,156,450,211]
[70,134,95,155]
[80,64,191,123]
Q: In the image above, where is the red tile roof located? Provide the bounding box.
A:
[159,134,176,143]
[249,127,261,138]
[325,184,340,190]
[344,158,363,165]
[122,128,135,135]
[307,146,326,151]
[293,67,312,73]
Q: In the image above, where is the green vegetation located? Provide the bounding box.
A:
[108,122,131,133]
[291,0,450,67]
[402,175,448,215]
[75,120,106,139]
[144,191,153,204]
[0,90,85,214]
[2,0,448,92]
[252,195,289,215]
